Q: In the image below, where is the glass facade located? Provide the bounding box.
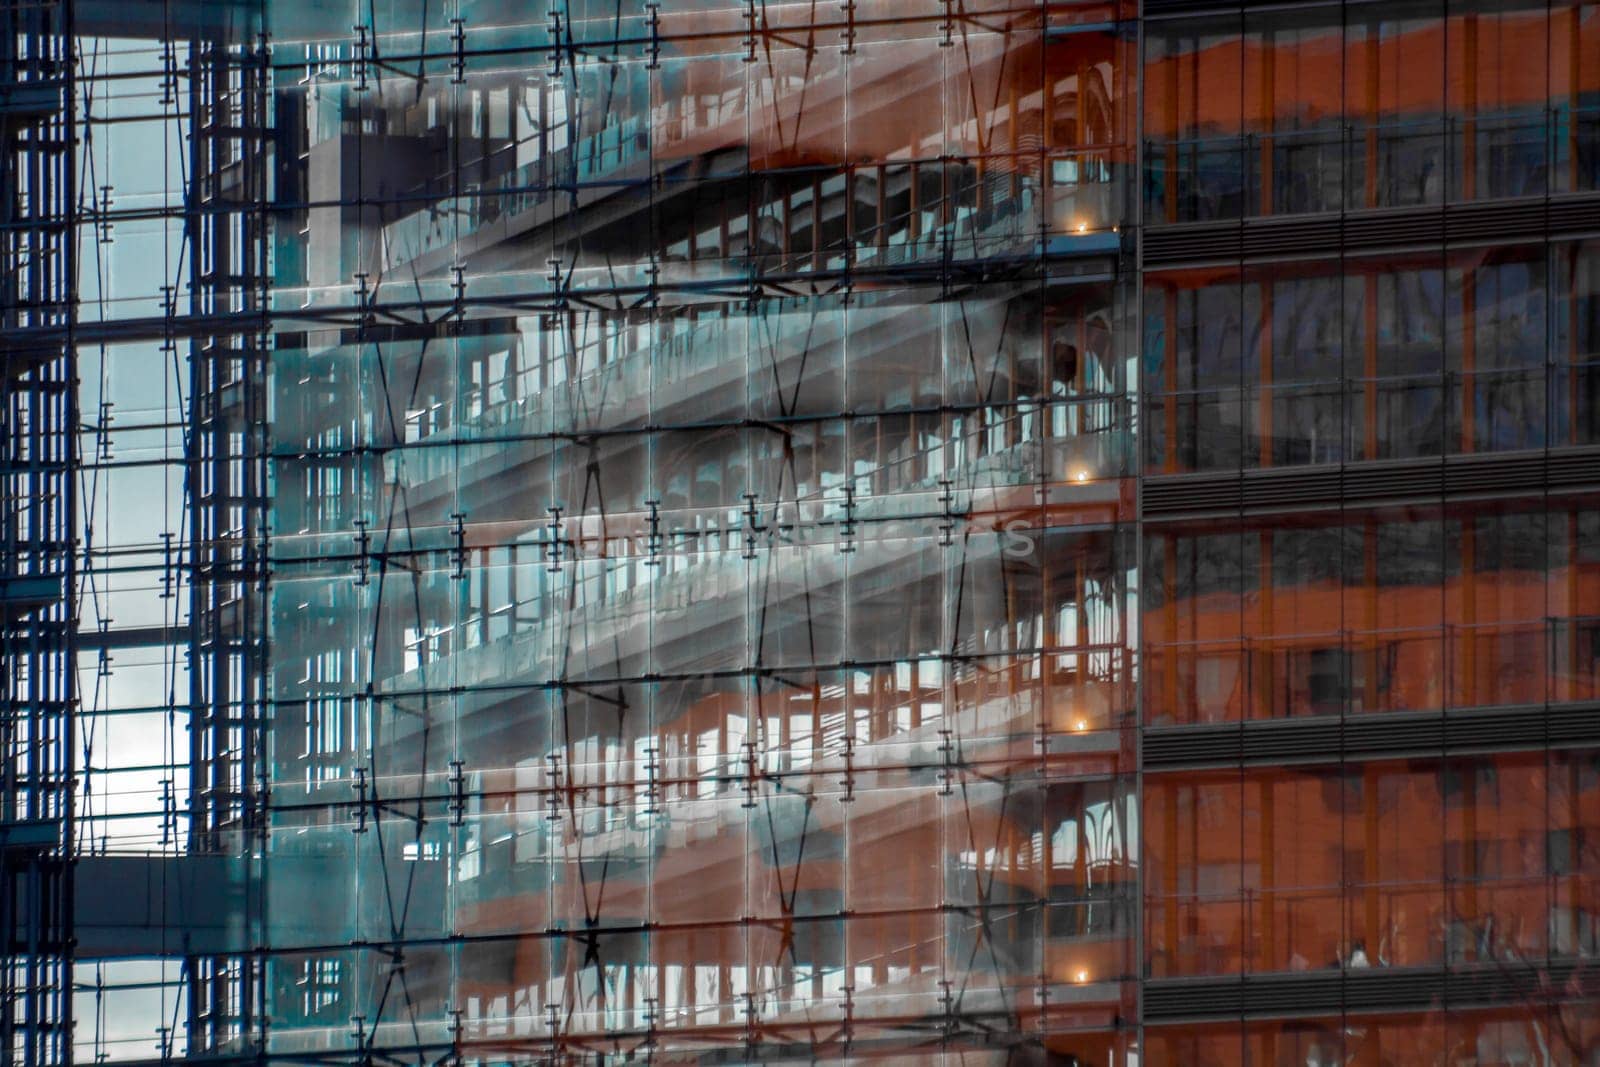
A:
[1145,243,1600,472]
[1143,0,1600,223]
[2,0,1597,1063]
[252,7,1139,1059]
[1134,4,1600,1062]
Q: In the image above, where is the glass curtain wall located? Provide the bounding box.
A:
[256,0,1139,1060]
[54,0,1600,1061]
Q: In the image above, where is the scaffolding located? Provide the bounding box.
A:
[1,0,76,1063]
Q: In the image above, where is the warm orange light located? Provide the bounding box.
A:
[1075,222,1088,234]
[1074,719,1088,732]
[1074,969,1090,984]
[1074,469,1089,483]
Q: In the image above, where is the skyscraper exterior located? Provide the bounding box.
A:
[1,0,1598,1063]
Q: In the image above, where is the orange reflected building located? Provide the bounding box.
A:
[1137,0,1600,1058]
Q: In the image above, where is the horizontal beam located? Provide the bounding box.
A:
[72,0,258,40]
[0,820,63,852]
[1145,959,1599,1021]
[74,855,246,959]
[0,576,64,620]
[77,624,190,651]
[1143,191,1600,268]
[1143,701,1600,770]
[1141,445,1600,519]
